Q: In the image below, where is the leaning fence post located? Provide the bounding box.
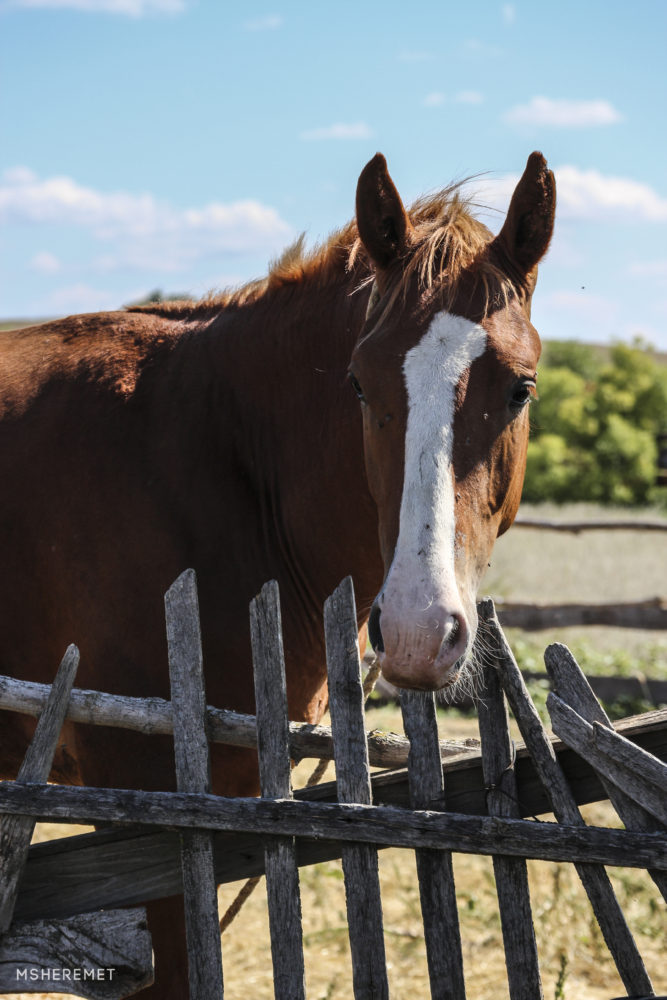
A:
[478,600,654,998]
[250,581,306,1000]
[400,689,467,1000]
[545,642,667,908]
[474,624,543,1000]
[165,569,224,1000]
[0,644,79,934]
[325,577,389,1000]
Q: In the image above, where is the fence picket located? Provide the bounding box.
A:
[0,644,79,934]
[544,642,667,903]
[165,568,224,1000]
[400,690,466,1000]
[478,600,654,998]
[250,581,306,1000]
[476,655,543,1000]
[324,577,389,1000]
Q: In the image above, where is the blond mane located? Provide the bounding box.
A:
[127,183,513,320]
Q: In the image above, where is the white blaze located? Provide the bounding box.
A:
[388,311,487,613]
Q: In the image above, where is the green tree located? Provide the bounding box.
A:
[523,338,666,506]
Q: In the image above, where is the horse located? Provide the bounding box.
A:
[0,150,554,996]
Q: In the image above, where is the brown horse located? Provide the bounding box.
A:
[0,151,554,996]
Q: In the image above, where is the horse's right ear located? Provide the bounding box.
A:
[356,153,413,270]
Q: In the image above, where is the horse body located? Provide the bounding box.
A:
[0,152,555,996]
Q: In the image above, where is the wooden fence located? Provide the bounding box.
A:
[0,571,666,999]
[498,516,667,631]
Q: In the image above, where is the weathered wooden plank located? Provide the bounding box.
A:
[495,597,667,631]
[478,601,654,998]
[476,653,542,1000]
[0,908,153,998]
[545,642,667,904]
[400,690,466,1000]
[0,672,478,767]
[250,581,305,1000]
[165,568,224,1000]
[548,695,667,826]
[513,517,667,533]
[0,644,79,933]
[1,783,665,869]
[11,709,667,923]
[325,577,389,1000]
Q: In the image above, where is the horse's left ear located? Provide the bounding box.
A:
[491,151,556,277]
[356,153,413,270]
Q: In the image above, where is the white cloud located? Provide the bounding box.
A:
[501,4,516,23]
[504,96,622,128]
[556,166,667,221]
[299,122,373,141]
[629,259,667,281]
[242,13,282,30]
[455,90,484,105]
[30,250,61,273]
[0,167,293,272]
[7,0,185,13]
[471,165,667,224]
[423,92,446,108]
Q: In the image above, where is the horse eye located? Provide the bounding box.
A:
[509,380,536,411]
[348,372,366,403]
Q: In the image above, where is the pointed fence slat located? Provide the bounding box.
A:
[478,600,654,999]
[325,577,389,1000]
[547,695,667,826]
[400,690,466,1000]
[545,642,667,903]
[0,644,79,934]
[250,581,306,1000]
[165,569,224,1000]
[475,645,542,1000]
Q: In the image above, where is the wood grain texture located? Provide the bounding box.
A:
[548,695,667,826]
[0,644,79,933]
[1,783,665,869]
[477,659,542,1000]
[0,908,153,999]
[250,581,305,1000]
[10,709,667,923]
[0,672,477,767]
[478,600,654,998]
[544,642,667,904]
[325,577,388,1000]
[165,569,224,1000]
[401,690,466,1000]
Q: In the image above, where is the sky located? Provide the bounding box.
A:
[1,0,666,348]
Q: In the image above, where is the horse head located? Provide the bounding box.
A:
[350,151,555,691]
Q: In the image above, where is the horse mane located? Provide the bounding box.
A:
[126,183,513,320]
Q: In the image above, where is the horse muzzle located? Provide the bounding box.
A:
[368,596,470,691]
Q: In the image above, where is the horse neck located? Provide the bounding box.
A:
[203,271,382,614]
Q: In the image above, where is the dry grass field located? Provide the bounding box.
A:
[8,503,667,999]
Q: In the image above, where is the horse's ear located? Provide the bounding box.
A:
[491,151,556,278]
[356,153,413,270]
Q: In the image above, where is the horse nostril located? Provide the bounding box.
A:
[368,602,384,653]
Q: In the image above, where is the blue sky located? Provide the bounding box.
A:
[1,0,666,348]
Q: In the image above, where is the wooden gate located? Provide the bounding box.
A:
[0,571,665,998]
